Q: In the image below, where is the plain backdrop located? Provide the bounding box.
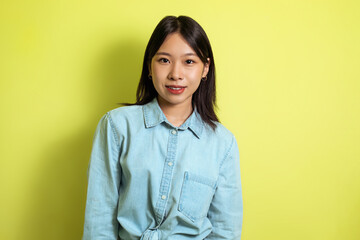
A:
[0,0,359,239]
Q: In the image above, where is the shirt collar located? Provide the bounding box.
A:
[142,97,204,139]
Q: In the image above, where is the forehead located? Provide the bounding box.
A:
[157,32,196,54]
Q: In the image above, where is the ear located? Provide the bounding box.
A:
[202,58,210,78]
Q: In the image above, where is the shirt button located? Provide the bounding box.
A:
[161,195,167,200]
[168,162,173,166]
[171,129,177,135]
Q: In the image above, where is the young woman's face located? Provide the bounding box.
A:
[149,32,209,109]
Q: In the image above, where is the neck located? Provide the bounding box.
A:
[157,97,193,127]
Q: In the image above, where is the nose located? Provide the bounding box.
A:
[168,61,184,80]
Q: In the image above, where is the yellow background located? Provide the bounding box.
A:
[1,0,359,239]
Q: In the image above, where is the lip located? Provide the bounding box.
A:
[166,85,186,94]
[166,85,186,88]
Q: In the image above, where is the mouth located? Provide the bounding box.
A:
[165,85,186,94]
[166,85,186,90]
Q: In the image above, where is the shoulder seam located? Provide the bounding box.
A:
[219,134,235,170]
[106,112,120,148]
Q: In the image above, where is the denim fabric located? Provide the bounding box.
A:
[82,97,243,240]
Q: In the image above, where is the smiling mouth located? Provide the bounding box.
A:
[167,87,183,90]
[166,85,186,90]
[165,85,186,94]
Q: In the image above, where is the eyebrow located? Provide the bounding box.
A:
[155,52,197,57]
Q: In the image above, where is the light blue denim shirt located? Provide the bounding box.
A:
[82,97,243,240]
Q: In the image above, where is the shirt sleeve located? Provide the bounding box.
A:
[206,135,243,240]
[82,112,121,240]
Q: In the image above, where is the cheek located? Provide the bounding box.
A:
[188,74,202,90]
[187,68,203,81]
[152,65,167,79]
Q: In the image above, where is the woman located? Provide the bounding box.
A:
[82,15,243,240]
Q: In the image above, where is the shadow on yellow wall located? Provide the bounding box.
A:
[18,38,144,239]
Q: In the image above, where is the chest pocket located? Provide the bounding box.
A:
[178,171,217,222]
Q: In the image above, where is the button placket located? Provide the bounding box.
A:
[154,128,178,225]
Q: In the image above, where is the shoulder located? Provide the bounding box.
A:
[93,105,145,143]
[202,121,237,154]
[97,104,144,132]
[214,121,235,137]
[206,121,235,142]
[107,104,143,121]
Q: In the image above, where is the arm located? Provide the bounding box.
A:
[206,136,243,240]
[82,112,121,240]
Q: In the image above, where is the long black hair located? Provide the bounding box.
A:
[128,15,218,130]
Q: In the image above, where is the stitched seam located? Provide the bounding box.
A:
[187,174,217,189]
[106,112,120,148]
[143,105,149,127]
[219,135,235,170]
[178,172,214,221]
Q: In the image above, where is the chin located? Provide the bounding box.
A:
[160,96,191,106]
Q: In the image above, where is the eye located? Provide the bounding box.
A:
[185,59,195,64]
[159,58,169,63]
